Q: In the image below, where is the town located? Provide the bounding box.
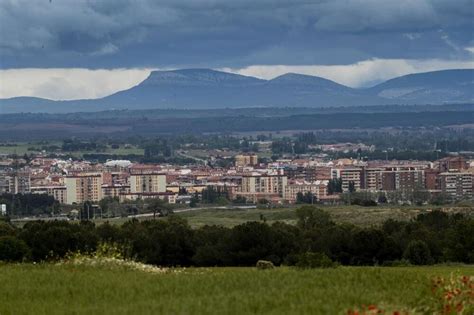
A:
[1,1,473,313]
[1,147,472,219]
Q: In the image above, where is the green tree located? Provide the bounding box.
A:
[348,181,356,193]
[403,240,433,265]
[146,198,172,219]
[295,206,333,231]
[0,236,30,262]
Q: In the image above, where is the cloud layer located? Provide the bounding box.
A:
[222,58,474,87]
[0,68,151,100]
[1,0,473,68]
[1,1,472,99]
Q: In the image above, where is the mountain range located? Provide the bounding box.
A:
[0,69,472,113]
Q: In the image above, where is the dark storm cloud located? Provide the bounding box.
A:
[0,0,472,68]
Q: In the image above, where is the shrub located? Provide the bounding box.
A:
[295,252,337,268]
[403,240,433,265]
[352,198,377,207]
[0,222,15,237]
[381,259,412,267]
[0,236,30,262]
[256,260,275,270]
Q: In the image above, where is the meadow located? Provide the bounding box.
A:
[176,206,428,227]
[0,264,472,314]
[0,141,144,157]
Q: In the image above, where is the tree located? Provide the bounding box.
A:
[348,181,356,193]
[81,201,93,220]
[0,236,30,262]
[327,178,342,195]
[377,194,388,204]
[297,192,317,204]
[403,240,433,265]
[295,206,333,231]
[146,198,172,219]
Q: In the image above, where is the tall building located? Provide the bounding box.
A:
[129,171,166,194]
[439,172,473,200]
[240,174,287,194]
[232,174,287,203]
[31,185,67,204]
[65,172,103,204]
[363,167,384,191]
[438,157,468,172]
[0,172,31,194]
[284,180,328,203]
[332,168,362,192]
[235,154,258,167]
[379,170,424,192]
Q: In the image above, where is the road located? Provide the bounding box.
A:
[10,205,257,222]
[126,205,257,218]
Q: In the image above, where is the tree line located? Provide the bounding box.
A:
[0,207,472,266]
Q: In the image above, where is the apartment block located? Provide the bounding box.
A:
[129,172,166,194]
[332,168,362,192]
[283,180,328,203]
[235,154,258,167]
[240,174,287,195]
[379,170,425,192]
[31,185,67,204]
[439,172,473,200]
[102,184,131,199]
[65,172,103,204]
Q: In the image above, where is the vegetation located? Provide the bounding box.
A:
[1,207,473,267]
[0,193,59,216]
[0,264,472,314]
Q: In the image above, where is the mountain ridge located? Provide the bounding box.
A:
[0,69,472,113]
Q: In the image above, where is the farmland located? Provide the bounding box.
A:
[0,141,144,157]
[88,204,474,229]
[0,263,472,314]
[175,205,426,228]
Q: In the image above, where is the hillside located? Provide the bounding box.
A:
[368,69,474,104]
[0,69,472,113]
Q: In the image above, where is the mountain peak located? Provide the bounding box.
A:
[1,68,472,113]
[270,72,343,85]
[369,69,474,101]
[144,68,263,86]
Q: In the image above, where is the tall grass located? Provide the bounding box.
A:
[0,264,472,314]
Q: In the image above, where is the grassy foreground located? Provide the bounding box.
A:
[0,264,472,314]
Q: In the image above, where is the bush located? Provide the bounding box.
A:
[381,259,412,267]
[0,236,30,262]
[256,260,275,270]
[295,252,337,268]
[0,222,15,237]
[352,198,377,207]
[403,240,433,265]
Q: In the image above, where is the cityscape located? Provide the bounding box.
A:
[0,0,473,314]
[1,152,472,215]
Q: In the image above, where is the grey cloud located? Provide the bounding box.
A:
[0,0,472,68]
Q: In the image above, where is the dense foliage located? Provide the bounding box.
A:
[0,207,472,267]
[0,193,59,216]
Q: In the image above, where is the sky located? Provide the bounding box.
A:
[0,0,473,100]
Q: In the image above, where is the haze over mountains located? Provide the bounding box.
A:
[0,69,472,113]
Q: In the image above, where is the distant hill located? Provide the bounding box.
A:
[0,69,472,113]
[367,69,474,104]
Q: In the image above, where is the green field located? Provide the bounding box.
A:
[177,206,425,228]
[87,204,473,229]
[0,264,472,314]
[142,204,464,228]
[0,142,144,157]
